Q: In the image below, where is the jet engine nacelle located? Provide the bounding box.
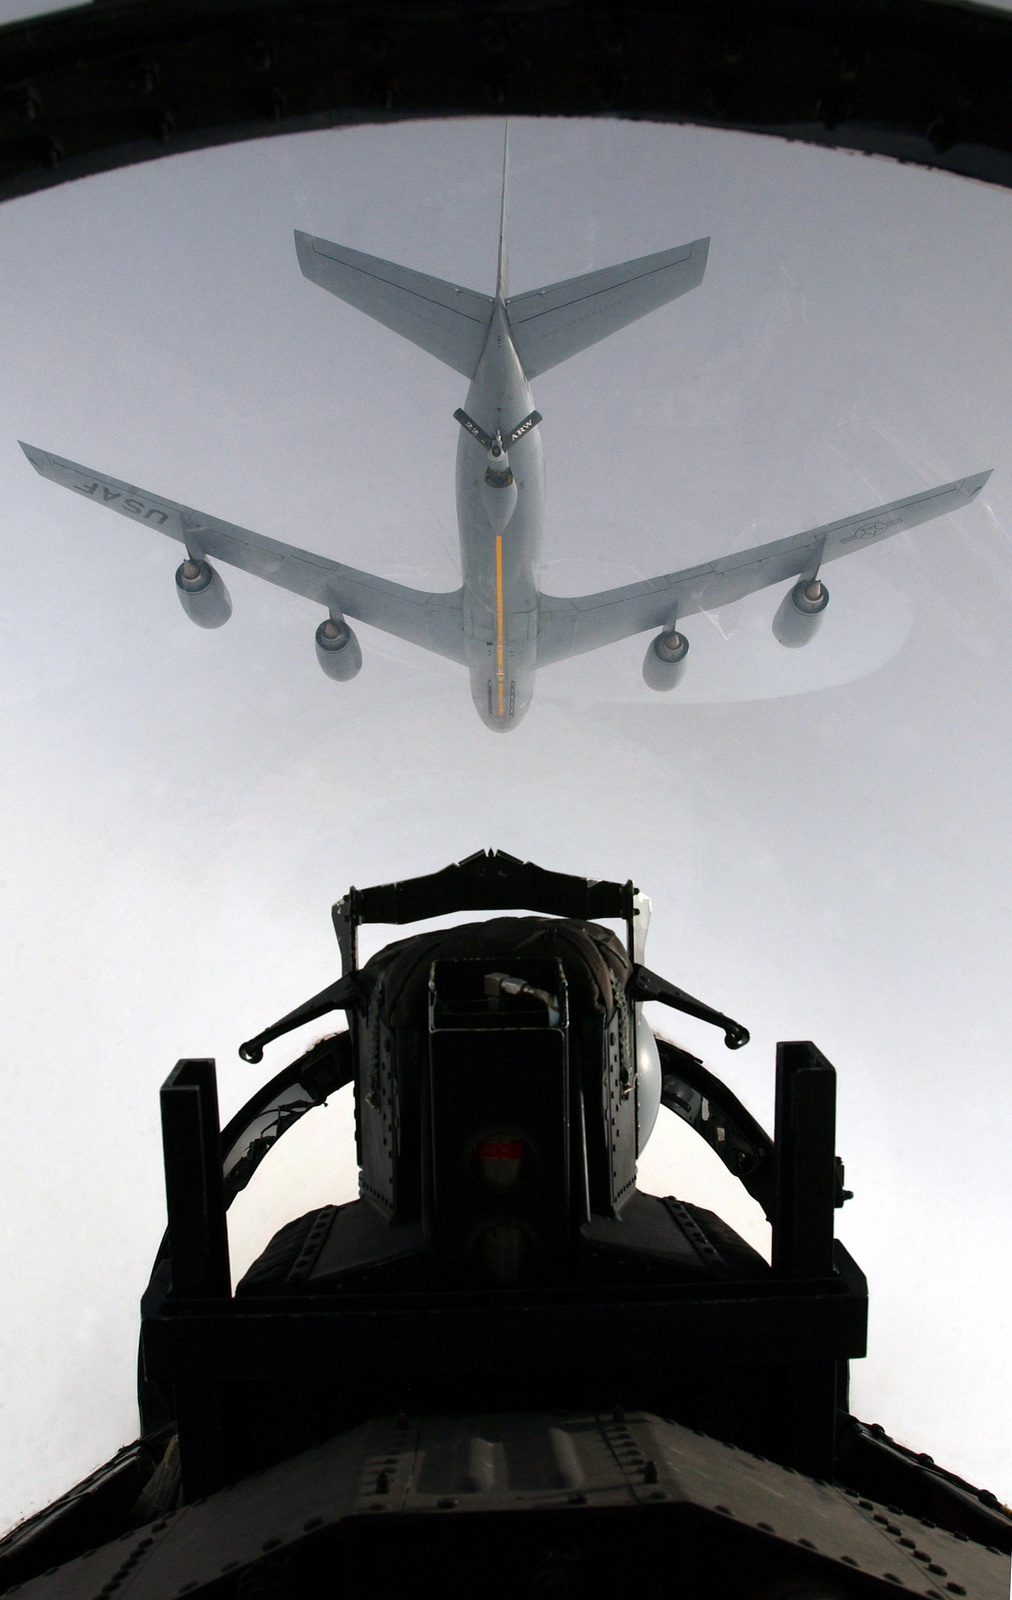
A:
[174,559,232,628]
[773,578,829,647]
[315,617,362,682]
[642,628,689,691]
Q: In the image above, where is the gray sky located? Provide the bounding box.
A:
[0,116,1009,1530]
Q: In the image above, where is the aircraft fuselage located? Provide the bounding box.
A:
[456,303,543,731]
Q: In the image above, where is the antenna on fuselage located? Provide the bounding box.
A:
[496,118,510,301]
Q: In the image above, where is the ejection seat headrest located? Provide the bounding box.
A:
[360,915,631,1030]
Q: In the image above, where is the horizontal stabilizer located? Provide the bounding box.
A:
[506,238,709,379]
[295,232,494,379]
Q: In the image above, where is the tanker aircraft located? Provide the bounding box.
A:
[20,159,991,731]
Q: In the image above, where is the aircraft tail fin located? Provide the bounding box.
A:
[505,237,709,379]
[496,120,510,299]
[295,231,494,379]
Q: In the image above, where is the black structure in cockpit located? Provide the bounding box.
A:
[142,850,859,1499]
[3,853,1007,1600]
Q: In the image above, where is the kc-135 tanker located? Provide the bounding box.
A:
[1,851,1008,1598]
[19,137,991,730]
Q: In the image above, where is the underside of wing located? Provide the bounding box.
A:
[21,443,466,664]
[537,471,992,665]
[506,238,709,379]
[294,232,494,379]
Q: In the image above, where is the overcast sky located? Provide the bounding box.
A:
[0,115,1009,1530]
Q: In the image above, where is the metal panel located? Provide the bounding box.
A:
[603,1002,636,1212]
[773,1041,838,1279]
[159,1061,230,1300]
[143,1244,868,1385]
[13,1413,1008,1600]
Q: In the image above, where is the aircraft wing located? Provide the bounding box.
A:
[20,444,466,664]
[536,471,992,665]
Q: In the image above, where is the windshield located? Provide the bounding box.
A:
[0,113,1008,1529]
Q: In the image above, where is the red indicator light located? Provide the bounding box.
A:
[476,1139,524,1163]
[474,1135,525,1193]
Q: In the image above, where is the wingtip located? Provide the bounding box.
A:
[966,469,994,494]
[293,229,317,283]
[18,440,42,471]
